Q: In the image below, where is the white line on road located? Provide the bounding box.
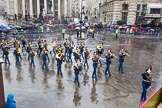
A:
[86,45,111,46]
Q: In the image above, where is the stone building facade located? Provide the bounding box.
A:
[100,0,162,25]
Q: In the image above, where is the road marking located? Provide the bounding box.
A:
[86,45,111,46]
[117,44,131,45]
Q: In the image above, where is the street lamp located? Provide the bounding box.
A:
[0,58,5,108]
[79,0,85,39]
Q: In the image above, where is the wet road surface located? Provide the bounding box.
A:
[2,33,162,108]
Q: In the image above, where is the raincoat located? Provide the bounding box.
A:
[5,94,16,108]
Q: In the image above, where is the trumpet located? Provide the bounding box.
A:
[109,52,118,59]
[32,51,37,56]
[7,40,15,46]
[123,50,130,56]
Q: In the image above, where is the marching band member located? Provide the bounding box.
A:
[26,42,32,60]
[13,47,21,66]
[140,66,152,102]
[16,43,22,60]
[68,42,73,64]
[64,39,69,57]
[84,47,90,69]
[92,52,99,80]
[50,39,56,55]
[29,49,36,67]
[1,40,7,59]
[73,47,81,62]
[96,43,104,66]
[38,40,44,57]
[13,38,17,48]
[118,48,129,74]
[42,50,48,70]
[56,44,63,53]
[74,60,82,88]
[4,47,10,65]
[105,48,114,77]
[79,42,84,61]
[21,36,27,52]
[56,51,65,78]
[43,47,50,62]
[37,36,42,56]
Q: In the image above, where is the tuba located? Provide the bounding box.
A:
[97,44,103,51]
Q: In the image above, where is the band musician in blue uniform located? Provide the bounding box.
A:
[105,48,114,77]
[74,60,82,88]
[29,49,36,67]
[42,50,48,70]
[56,51,65,78]
[118,48,129,74]
[4,47,10,65]
[96,43,104,66]
[141,66,152,102]
[73,47,81,62]
[84,47,90,69]
[92,52,99,80]
[79,42,84,61]
[21,36,27,52]
[68,43,73,64]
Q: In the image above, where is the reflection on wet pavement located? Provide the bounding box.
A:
[2,34,162,108]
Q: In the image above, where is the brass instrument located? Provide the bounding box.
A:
[97,44,103,50]
[17,47,22,54]
[31,51,37,56]
[75,48,81,56]
[93,52,99,59]
[7,40,15,46]
[87,53,90,60]
[56,51,63,60]
[108,51,118,59]
[40,42,44,48]
[85,48,90,60]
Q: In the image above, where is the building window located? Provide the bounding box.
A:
[122,12,128,21]
[142,4,147,10]
[137,4,140,10]
[122,4,128,10]
[150,8,161,14]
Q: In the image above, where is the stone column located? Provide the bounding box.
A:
[29,0,33,18]
[6,0,10,15]
[37,0,40,18]
[51,0,54,14]
[69,0,71,17]
[64,0,67,17]
[22,0,26,17]
[58,0,60,17]
[44,0,47,14]
[14,0,18,14]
